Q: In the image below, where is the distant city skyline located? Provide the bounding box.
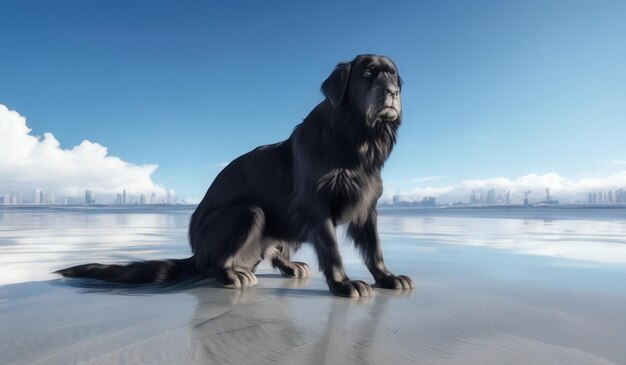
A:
[3,183,625,207]
[384,186,626,207]
[0,187,178,206]
[1,2,625,202]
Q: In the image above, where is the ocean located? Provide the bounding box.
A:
[1,205,625,285]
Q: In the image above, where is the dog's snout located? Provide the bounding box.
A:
[384,86,399,98]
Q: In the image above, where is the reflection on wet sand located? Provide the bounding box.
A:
[1,207,626,364]
[187,276,414,365]
[1,259,625,364]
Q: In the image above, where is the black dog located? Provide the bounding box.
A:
[57,54,414,297]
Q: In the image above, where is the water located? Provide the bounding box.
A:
[1,205,625,286]
[378,206,626,266]
[0,206,193,285]
[1,206,625,364]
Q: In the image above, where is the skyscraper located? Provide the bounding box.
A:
[470,190,478,204]
[12,190,20,205]
[486,189,495,204]
[35,189,46,205]
[167,189,176,205]
[85,190,96,205]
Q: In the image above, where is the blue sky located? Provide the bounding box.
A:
[1,0,625,202]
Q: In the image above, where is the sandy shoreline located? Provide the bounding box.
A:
[1,207,626,364]
[2,250,625,364]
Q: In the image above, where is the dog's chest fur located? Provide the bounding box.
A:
[317,166,381,224]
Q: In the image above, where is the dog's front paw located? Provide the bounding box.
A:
[375,274,414,290]
[278,261,310,278]
[329,279,373,298]
[218,269,258,288]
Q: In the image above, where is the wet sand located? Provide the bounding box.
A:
[1,206,625,364]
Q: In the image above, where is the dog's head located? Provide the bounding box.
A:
[322,54,402,125]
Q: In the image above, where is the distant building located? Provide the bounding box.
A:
[469,189,515,205]
[167,189,176,205]
[122,189,127,204]
[540,187,559,205]
[140,193,146,205]
[585,189,626,204]
[486,189,495,204]
[7,190,21,205]
[391,195,437,207]
[85,190,96,205]
[35,189,46,205]
[470,190,479,204]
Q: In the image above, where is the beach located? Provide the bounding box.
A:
[1,206,625,364]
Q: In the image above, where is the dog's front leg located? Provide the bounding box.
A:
[348,209,414,290]
[311,219,373,298]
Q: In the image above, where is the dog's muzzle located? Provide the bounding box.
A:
[378,106,399,121]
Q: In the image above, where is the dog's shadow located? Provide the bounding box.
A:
[53,272,414,302]
[50,275,221,295]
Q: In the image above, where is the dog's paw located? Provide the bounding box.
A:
[219,269,258,288]
[329,279,373,298]
[375,274,415,290]
[278,261,310,278]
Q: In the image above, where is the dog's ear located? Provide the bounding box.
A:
[321,62,351,108]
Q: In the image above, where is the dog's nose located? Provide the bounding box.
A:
[384,87,399,98]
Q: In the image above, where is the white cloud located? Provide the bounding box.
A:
[406,175,447,183]
[383,171,626,204]
[0,104,166,200]
[181,197,200,205]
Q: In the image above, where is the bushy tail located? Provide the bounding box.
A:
[55,257,196,284]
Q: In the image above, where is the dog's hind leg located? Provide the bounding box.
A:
[190,204,266,288]
[270,245,310,278]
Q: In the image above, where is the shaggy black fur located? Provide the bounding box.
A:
[57,54,414,297]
